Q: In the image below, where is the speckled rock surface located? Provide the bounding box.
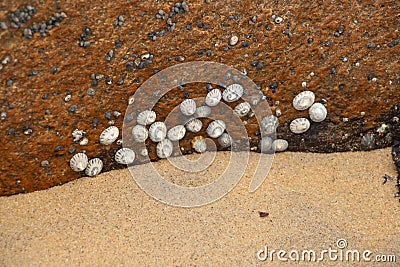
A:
[0,0,399,195]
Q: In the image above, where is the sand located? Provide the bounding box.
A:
[1,148,399,266]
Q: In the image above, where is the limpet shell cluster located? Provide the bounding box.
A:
[99,126,119,145]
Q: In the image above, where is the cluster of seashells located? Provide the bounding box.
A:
[290,90,327,134]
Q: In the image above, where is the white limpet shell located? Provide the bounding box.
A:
[289,117,311,134]
[195,105,211,118]
[292,90,315,111]
[234,102,251,117]
[167,125,186,141]
[156,139,173,158]
[149,121,167,142]
[259,136,273,153]
[192,136,207,153]
[185,118,203,133]
[69,153,88,172]
[115,148,135,165]
[206,120,226,138]
[136,110,156,125]
[205,89,222,107]
[85,158,103,176]
[272,139,289,152]
[309,103,327,122]
[260,115,279,136]
[132,125,148,142]
[218,133,232,148]
[223,83,244,102]
[180,99,197,116]
[99,126,119,145]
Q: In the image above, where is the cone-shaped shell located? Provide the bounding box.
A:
[234,102,251,117]
[289,118,310,134]
[206,120,226,138]
[132,124,148,142]
[223,84,243,102]
[99,126,119,145]
[149,122,167,142]
[185,118,203,133]
[136,110,156,125]
[205,89,222,106]
[156,139,173,158]
[115,148,135,164]
[180,99,197,116]
[70,153,88,172]
[292,91,315,111]
[167,125,186,141]
[309,103,327,122]
[85,158,103,176]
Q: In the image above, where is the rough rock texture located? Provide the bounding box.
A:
[0,0,399,195]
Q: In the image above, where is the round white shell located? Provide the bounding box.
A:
[272,139,289,152]
[223,84,244,102]
[85,158,103,176]
[309,103,327,122]
[69,153,88,172]
[136,110,156,125]
[115,148,135,164]
[140,148,149,157]
[292,91,315,111]
[260,115,279,136]
[195,105,211,118]
[259,137,273,153]
[180,99,196,116]
[167,125,186,141]
[192,137,207,153]
[218,133,232,148]
[206,120,226,138]
[205,89,222,107]
[234,102,251,117]
[289,118,311,134]
[149,122,167,142]
[132,125,148,142]
[99,126,119,145]
[156,139,173,158]
[185,118,203,133]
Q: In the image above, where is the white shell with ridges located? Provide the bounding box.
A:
[149,122,167,142]
[85,158,103,176]
[234,102,251,117]
[180,99,196,116]
[205,89,222,106]
[218,133,232,148]
[260,115,279,136]
[192,137,207,153]
[136,110,156,125]
[99,126,119,145]
[132,125,148,142]
[289,118,311,134]
[185,118,202,133]
[309,103,327,122]
[167,125,186,141]
[70,153,88,172]
[206,120,226,138]
[272,139,289,152]
[115,148,135,164]
[223,84,244,102]
[156,139,173,158]
[195,106,211,118]
[292,91,315,111]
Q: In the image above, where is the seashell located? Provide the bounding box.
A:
[289,118,311,134]
[218,133,232,148]
[272,139,289,152]
[205,89,222,106]
[132,124,149,143]
[115,148,135,165]
[99,126,119,145]
[69,153,88,172]
[309,103,327,122]
[260,115,279,136]
[195,105,211,118]
[206,120,226,138]
[85,158,103,176]
[136,110,156,125]
[180,99,196,116]
[292,91,315,111]
[258,136,273,153]
[167,125,186,141]
[234,102,251,117]
[223,83,244,102]
[191,136,207,153]
[149,121,167,142]
[185,118,203,133]
[156,139,173,158]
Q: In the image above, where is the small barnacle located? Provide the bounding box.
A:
[69,153,88,172]
[99,126,119,145]
[234,102,251,117]
[289,118,310,134]
[115,148,135,165]
[136,110,156,125]
[205,89,222,106]
[167,125,186,141]
[180,99,197,116]
[156,139,173,158]
[191,136,207,153]
[292,91,315,111]
[218,133,232,148]
[149,121,167,142]
[272,139,288,152]
[185,118,203,133]
[309,103,327,122]
[223,83,244,102]
[85,158,103,176]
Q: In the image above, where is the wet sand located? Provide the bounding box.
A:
[1,148,399,266]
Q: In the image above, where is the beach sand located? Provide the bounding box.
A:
[1,148,399,266]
